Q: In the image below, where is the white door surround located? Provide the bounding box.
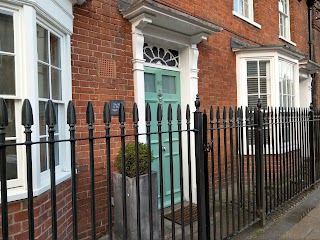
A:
[118,0,222,203]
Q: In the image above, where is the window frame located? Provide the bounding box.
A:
[233,0,261,29]
[35,17,70,186]
[0,1,73,202]
[279,0,292,42]
[0,7,24,189]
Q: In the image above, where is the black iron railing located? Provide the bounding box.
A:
[1,96,320,240]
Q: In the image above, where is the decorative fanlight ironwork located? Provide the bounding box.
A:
[143,43,179,68]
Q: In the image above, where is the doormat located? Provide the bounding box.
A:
[164,204,197,225]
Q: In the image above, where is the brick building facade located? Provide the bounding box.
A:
[0,0,319,239]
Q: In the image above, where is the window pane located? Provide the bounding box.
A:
[0,140,17,180]
[234,0,240,12]
[39,101,46,135]
[144,73,156,92]
[54,103,59,133]
[40,137,47,172]
[162,75,176,94]
[259,62,267,76]
[247,61,258,77]
[0,13,14,53]
[52,68,61,100]
[0,55,15,95]
[54,135,59,166]
[6,100,16,138]
[260,95,268,108]
[37,25,48,63]
[248,95,258,108]
[50,33,60,68]
[38,63,50,98]
[247,77,258,94]
[260,77,267,94]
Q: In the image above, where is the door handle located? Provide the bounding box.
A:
[162,146,166,151]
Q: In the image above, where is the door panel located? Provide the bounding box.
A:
[144,67,181,208]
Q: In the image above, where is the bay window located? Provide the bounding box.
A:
[0,1,73,201]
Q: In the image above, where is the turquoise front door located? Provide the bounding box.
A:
[144,67,181,208]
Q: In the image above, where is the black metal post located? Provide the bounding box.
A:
[118,103,127,240]
[86,102,96,240]
[0,98,9,240]
[22,99,35,240]
[255,100,266,226]
[194,95,210,239]
[67,101,78,240]
[309,104,316,185]
[103,102,113,240]
[45,100,58,239]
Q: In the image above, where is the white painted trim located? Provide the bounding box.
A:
[3,0,74,34]
[279,36,297,46]
[0,2,72,199]
[232,11,262,29]
[130,14,206,203]
[0,171,71,203]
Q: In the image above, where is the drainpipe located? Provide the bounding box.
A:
[307,0,316,105]
[307,0,315,61]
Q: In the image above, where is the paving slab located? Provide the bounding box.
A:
[233,185,320,240]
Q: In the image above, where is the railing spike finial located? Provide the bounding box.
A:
[45,100,56,126]
[310,102,314,112]
[229,107,233,120]
[177,104,181,121]
[167,104,172,121]
[86,101,95,124]
[118,103,125,123]
[67,101,77,125]
[186,104,190,121]
[245,106,249,119]
[223,106,226,120]
[0,98,8,128]
[21,99,34,127]
[103,102,111,124]
[132,102,139,123]
[257,98,262,110]
[145,103,151,122]
[195,94,200,112]
[157,103,163,122]
[216,106,220,120]
[210,106,214,121]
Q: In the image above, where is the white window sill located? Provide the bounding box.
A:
[233,11,261,29]
[279,36,297,46]
[0,171,71,203]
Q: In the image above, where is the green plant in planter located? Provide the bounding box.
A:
[115,143,154,178]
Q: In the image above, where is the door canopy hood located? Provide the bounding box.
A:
[118,0,222,43]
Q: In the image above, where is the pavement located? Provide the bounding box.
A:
[233,184,320,240]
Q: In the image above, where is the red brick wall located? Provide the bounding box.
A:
[69,0,313,238]
[3,0,314,239]
[71,0,134,238]
[0,180,72,239]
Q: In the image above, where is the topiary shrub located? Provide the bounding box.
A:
[115,143,154,178]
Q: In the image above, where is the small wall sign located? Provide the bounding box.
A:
[110,100,124,116]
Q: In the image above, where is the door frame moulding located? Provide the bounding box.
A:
[119,0,222,203]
